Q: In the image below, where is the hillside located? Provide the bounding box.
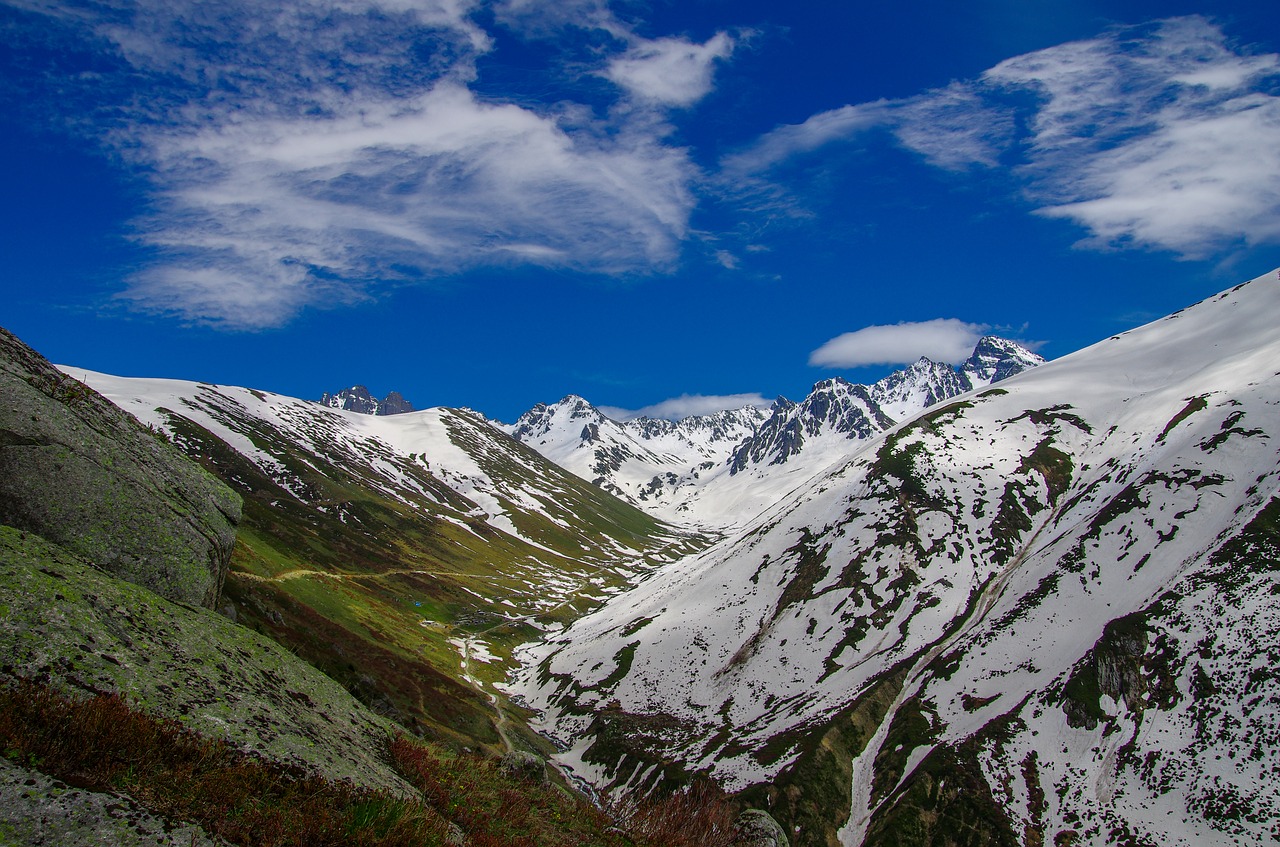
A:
[512,270,1280,846]
[14,267,1280,846]
[67,371,709,750]
[0,325,753,847]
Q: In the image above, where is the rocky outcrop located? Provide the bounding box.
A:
[733,809,790,846]
[0,757,222,847]
[0,326,240,611]
[0,525,413,796]
[318,385,415,415]
[0,327,240,609]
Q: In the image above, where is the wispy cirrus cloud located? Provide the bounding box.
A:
[600,392,771,422]
[986,16,1280,257]
[6,0,709,328]
[809,319,991,368]
[727,16,1280,259]
[126,82,696,326]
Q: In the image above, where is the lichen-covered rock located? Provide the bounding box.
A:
[0,526,413,797]
[733,809,790,847]
[0,326,240,608]
[0,757,224,847]
[498,750,548,784]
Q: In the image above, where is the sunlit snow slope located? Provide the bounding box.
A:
[513,270,1280,847]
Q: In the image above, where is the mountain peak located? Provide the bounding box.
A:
[962,336,1045,386]
[319,385,416,416]
[508,394,609,443]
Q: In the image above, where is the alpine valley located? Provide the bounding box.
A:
[7,268,1278,846]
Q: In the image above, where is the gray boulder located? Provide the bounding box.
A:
[498,750,548,784]
[0,326,240,608]
[0,757,223,847]
[733,808,790,847]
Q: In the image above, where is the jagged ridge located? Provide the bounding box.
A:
[508,337,1042,529]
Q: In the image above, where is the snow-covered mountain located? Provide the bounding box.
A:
[73,373,699,582]
[319,384,415,415]
[511,271,1280,846]
[506,397,772,526]
[508,337,1042,529]
[867,336,1042,420]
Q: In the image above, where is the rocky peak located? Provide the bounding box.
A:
[730,338,1042,476]
[627,416,678,439]
[625,406,771,446]
[730,379,892,473]
[508,395,608,443]
[868,357,970,420]
[961,336,1044,386]
[378,390,415,415]
[319,385,416,416]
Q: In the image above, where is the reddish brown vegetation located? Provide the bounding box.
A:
[1,679,743,847]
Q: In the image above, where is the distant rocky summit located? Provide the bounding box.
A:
[319,385,415,415]
[0,327,240,608]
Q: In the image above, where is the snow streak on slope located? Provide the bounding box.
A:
[512,271,1280,846]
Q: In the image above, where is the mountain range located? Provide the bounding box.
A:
[503,337,1043,528]
[11,268,1278,846]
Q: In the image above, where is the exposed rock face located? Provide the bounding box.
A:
[0,327,240,609]
[733,809,790,847]
[378,390,415,415]
[319,385,415,415]
[0,525,413,796]
[0,757,222,847]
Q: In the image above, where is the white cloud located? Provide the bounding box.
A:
[1033,95,1280,255]
[601,393,771,421]
[809,319,990,368]
[889,82,1014,170]
[126,82,696,325]
[714,250,739,269]
[604,32,735,107]
[721,102,887,174]
[491,0,625,40]
[17,0,706,327]
[726,16,1280,259]
[985,16,1280,257]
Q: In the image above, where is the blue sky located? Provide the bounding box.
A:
[3,0,1279,421]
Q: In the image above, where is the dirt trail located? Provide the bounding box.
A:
[233,567,476,583]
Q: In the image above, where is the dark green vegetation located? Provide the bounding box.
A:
[739,665,910,847]
[1058,609,1179,731]
[862,730,1021,847]
[1157,396,1208,443]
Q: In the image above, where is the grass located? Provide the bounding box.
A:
[162,408,710,753]
[2,679,745,847]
